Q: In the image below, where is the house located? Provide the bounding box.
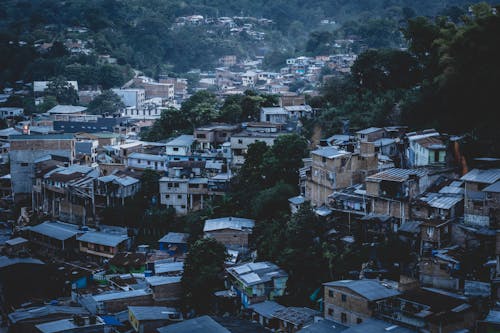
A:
[230,130,282,166]
[477,310,500,333]
[108,252,146,273]
[47,105,87,116]
[81,289,153,314]
[355,127,386,143]
[34,81,78,95]
[28,221,82,253]
[32,164,99,225]
[159,178,189,215]
[8,305,90,333]
[165,135,193,157]
[305,146,378,207]
[461,169,500,228]
[376,287,476,332]
[96,173,141,207]
[128,306,181,333]
[226,261,288,307]
[194,123,240,150]
[153,260,184,276]
[372,138,397,157]
[260,107,288,123]
[272,307,320,333]
[9,134,75,203]
[127,152,168,171]
[203,217,255,248]
[145,276,182,304]
[112,88,145,108]
[157,315,229,333]
[34,316,105,333]
[0,106,24,119]
[283,105,313,120]
[289,195,305,214]
[4,237,29,255]
[406,130,446,167]
[248,300,286,329]
[418,246,462,290]
[323,279,400,326]
[364,168,433,222]
[418,218,452,255]
[158,232,189,255]
[77,231,129,260]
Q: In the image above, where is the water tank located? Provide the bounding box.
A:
[144,270,153,277]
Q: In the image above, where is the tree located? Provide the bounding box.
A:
[45,76,78,105]
[87,90,124,115]
[181,238,227,313]
[140,169,161,205]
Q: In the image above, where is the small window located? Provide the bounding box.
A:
[341,313,347,323]
[341,294,347,302]
[238,139,243,144]
[165,194,170,199]
[181,205,186,209]
[173,147,179,151]
[328,308,333,316]
[20,162,29,167]
[357,318,363,324]
[328,290,334,297]
[322,157,326,163]
[177,195,182,199]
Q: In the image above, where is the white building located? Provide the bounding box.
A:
[165,135,193,157]
[260,107,288,123]
[127,152,168,171]
[0,107,24,119]
[111,88,146,108]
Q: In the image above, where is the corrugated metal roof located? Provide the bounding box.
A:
[35,318,103,333]
[128,152,168,162]
[158,232,189,244]
[154,261,184,274]
[367,168,427,182]
[248,301,286,319]
[420,193,463,209]
[311,147,348,159]
[0,256,44,268]
[398,221,423,234]
[92,289,150,302]
[128,306,177,321]
[8,305,88,324]
[439,186,464,195]
[145,276,181,287]
[29,221,81,241]
[288,196,305,205]
[166,134,193,147]
[483,181,500,193]
[157,316,230,333]
[227,261,287,287]
[356,127,382,135]
[323,279,400,301]
[77,232,128,247]
[204,217,255,232]
[460,168,500,184]
[47,105,87,114]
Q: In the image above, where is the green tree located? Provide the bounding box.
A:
[87,90,125,115]
[45,76,78,105]
[181,238,227,313]
[140,169,161,205]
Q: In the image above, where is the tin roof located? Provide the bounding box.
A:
[367,168,427,182]
[311,147,348,159]
[128,306,177,321]
[204,217,255,232]
[29,221,81,241]
[158,232,189,244]
[248,301,286,319]
[92,289,150,302]
[157,315,230,333]
[356,127,382,135]
[323,279,400,301]
[483,181,500,193]
[460,168,500,184]
[77,232,128,247]
[166,134,193,147]
[145,276,182,287]
[227,261,288,287]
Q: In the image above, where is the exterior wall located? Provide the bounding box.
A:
[9,138,75,202]
[151,282,183,303]
[419,258,460,291]
[369,197,410,222]
[306,153,378,207]
[464,181,490,227]
[166,145,190,157]
[323,286,371,326]
[230,135,278,165]
[101,295,153,314]
[204,229,250,247]
[112,89,145,108]
[79,241,125,259]
[160,179,189,215]
[122,107,162,119]
[127,156,167,171]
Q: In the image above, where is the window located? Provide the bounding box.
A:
[165,194,170,199]
[322,157,326,163]
[328,290,334,297]
[177,195,182,199]
[174,183,179,188]
[328,308,334,316]
[20,162,29,167]
[173,147,179,151]
[168,183,173,188]
[181,205,186,209]
[238,139,243,144]
[341,313,347,323]
[341,294,347,302]
[357,318,363,324]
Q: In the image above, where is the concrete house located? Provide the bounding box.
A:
[145,276,183,304]
[260,107,288,123]
[165,135,193,157]
[158,232,189,255]
[111,88,145,108]
[128,306,181,333]
[226,262,288,307]
[194,123,240,150]
[77,231,129,260]
[127,152,168,171]
[323,279,400,326]
[203,217,255,248]
[9,134,75,203]
[407,132,447,167]
[461,168,500,228]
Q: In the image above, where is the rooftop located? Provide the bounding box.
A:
[0,256,44,269]
[227,261,288,287]
[323,279,400,301]
[158,232,189,244]
[204,217,255,232]
[92,289,150,302]
[157,315,230,333]
[35,317,104,333]
[272,307,319,326]
[8,305,88,324]
[356,127,382,135]
[311,147,349,159]
[248,300,286,319]
[77,231,128,247]
[296,319,348,333]
[288,195,305,205]
[47,105,87,114]
[128,306,177,321]
[343,319,413,333]
[483,181,500,193]
[9,134,74,141]
[367,168,427,183]
[460,168,500,184]
[166,134,194,147]
[5,237,28,246]
[128,152,168,162]
[29,221,82,241]
[145,275,182,287]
